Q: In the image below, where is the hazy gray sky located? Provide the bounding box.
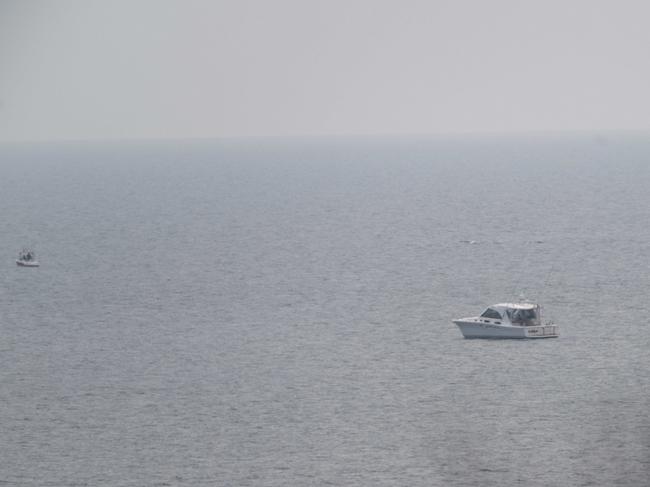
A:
[1,0,650,141]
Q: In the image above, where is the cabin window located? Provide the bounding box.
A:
[511,308,538,322]
[480,308,502,319]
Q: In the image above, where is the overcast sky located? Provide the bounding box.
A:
[1,0,650,142]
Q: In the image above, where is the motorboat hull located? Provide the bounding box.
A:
[454,319,558,339]
[16,260,39,267]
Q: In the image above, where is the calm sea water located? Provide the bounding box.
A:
[1,135,649,486]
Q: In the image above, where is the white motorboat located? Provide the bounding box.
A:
[16,248,39,267]
[453,302,558,339]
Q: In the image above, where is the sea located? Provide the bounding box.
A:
[0,134,649,486]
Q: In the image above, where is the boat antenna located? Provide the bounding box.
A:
[511,240,534,301]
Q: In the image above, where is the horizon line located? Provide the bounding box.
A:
[2,128,650,146]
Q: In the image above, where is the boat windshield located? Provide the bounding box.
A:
[480,308,502,319]
[507,308,539,323]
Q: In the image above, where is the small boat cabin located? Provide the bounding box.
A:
[479,303,541,326]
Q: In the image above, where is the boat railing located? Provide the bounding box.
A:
[527,324,558,336]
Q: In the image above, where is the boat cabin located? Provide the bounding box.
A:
[18,248,36,262]
[480,303,541,326]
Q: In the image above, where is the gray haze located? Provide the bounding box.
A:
[2,0,650,141]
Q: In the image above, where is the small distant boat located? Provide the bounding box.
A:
[16,248,39,267]
[453,302,558,339]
